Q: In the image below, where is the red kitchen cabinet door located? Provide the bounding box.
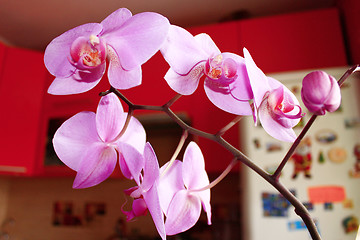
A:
[0,42,5,70]
[188,20,242,54]
[239,8,347,73]
[0,46,47,176]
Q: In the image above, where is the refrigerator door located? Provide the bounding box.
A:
[241,67,360,240]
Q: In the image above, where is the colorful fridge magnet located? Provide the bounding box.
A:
[253,138,261,149]
[308,185,346,204]
[318,150,325,164]
[328,147,347,164]
[262,192,292,217]
[266,142,282,152]
[288,220,307,231]
[323,202,333,210]
[342,199,354,209]
[288,219,319,231]
[349,144,360,178]
[342,215,359,233]
[303,202,314,211]
[315,129,337,144]
[291,137,312,179]
[344,118,360,129]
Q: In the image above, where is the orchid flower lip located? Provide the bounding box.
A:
[204,54,237,86]
[69,35,107,70]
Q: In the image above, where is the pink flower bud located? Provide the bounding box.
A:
[301,71,341,115]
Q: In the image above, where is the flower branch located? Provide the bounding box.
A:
[103,84,321,240]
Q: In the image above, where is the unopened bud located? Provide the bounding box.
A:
[301,71,341,115]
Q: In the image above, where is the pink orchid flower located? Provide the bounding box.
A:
[44,8,169,95]
[122,143,166,240]
[158,142,211,235]
[301,70,341,115]
[161,25,253,116]
[52,93,146,188]
[244,48,303,142]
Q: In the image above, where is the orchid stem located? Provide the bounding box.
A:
[164,94,182,108]
[272,114,317,180]
[216,115,243,136]
[160,130,188,178]
[113,108,134,142]
[338,64,359,86]
[191,158,238,192]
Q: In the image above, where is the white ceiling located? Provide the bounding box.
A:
[0,0,335,51]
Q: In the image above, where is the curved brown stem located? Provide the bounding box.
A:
[161,130,188,177]
[216,115,243,136]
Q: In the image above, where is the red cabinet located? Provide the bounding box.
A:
[238,8,347,73]
[0,45,47,176]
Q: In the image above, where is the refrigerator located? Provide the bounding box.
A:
[241,67,360,240]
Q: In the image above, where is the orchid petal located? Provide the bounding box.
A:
[118,153,132,179]
[182,142,209,190]
[201,192,212,225]
[143,183,166,240]
[301,71,341,114]
[96,93,125,142]
[158,160,184,215]
[118,143,145,184]
[324,79,341,112]
[164,64,204,95]
[123,198,148,221]
[123,186,139,197]
[44,23,103,78]
[100,8,133,35]
[165,190,202,235]
[47,64,105,95]
[142,143,160,192]
[243,48,271,115]
[116,116,146,154]
[204,77,253,115]
[107,46,142,89]
[73,144,117,188]
[267,78,303,120]
[223,52,253,101]
[194,33,221,57]
[132,198,148,217]
[182,142,212,224]
[258,100,297,142]
[302,71,333,104]
[105,12,170,70]
[161,25,209,74]
[268,77,300,105]
[53,112,100,171]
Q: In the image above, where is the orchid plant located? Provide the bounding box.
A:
[44,8,359,240]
